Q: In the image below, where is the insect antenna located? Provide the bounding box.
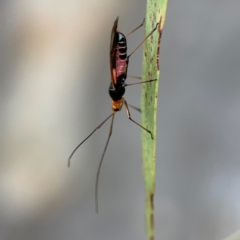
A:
[95,113,115,213]
[68,113,114,167]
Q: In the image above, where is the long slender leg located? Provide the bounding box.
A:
[68,113,114,167]
[95,113,115,213]
[128,104,141,113]
[125,18,145,38]
[127,22,159,59]
[124,79,157,87]
[123,99,153,139]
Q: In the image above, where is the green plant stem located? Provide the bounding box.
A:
[223,230,240,240]
[141,1,168,240]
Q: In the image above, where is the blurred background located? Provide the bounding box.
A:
[1,0,240,239]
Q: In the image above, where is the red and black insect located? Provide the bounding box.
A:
[68,17,159,212]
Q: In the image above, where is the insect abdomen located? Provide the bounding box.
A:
[116,33,127,81]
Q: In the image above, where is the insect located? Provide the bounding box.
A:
[68,17,159,213]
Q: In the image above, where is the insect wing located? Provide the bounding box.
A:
[110,17,119,86]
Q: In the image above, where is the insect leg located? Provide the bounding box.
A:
[68,113,114,167]
[125,78,157,113]
[128,104,141,113]
[124,79,157,87]
[95,113,115,213]
[125,18,145,38]
[123,99,153,139]
[127,22,159,59]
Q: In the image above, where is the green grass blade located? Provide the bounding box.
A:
[141,1,168,239]
[223,230,240,240]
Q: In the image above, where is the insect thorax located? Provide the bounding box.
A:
[108,82,125,101]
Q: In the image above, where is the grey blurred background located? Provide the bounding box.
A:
[1,0,240,240]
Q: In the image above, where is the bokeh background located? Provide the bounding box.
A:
[1,0,240,239]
